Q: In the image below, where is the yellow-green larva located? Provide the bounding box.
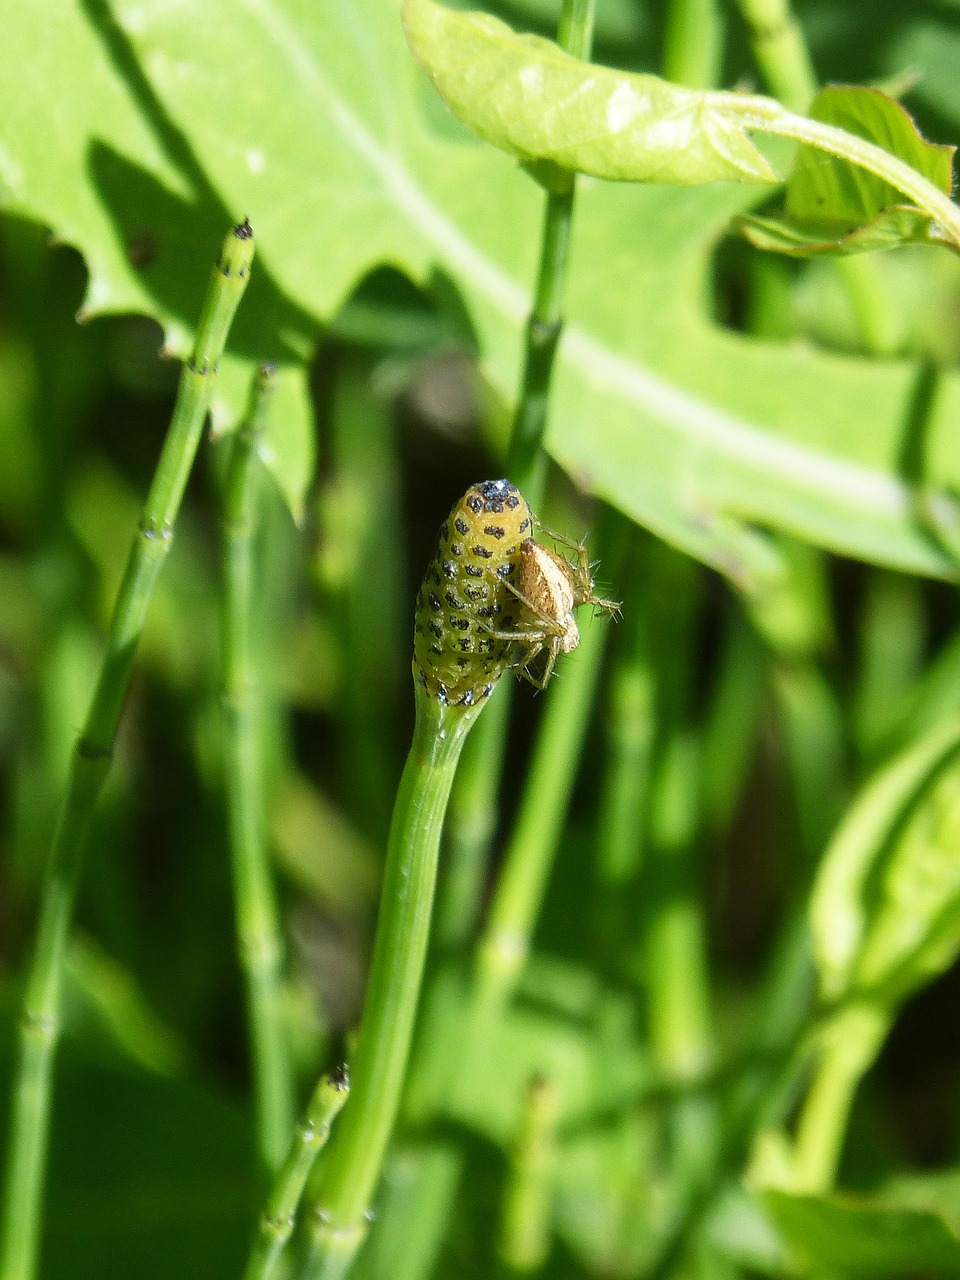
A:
[414,478,533,705]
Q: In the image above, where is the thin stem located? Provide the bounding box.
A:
[645,728,720,1209]
[222,365,295,1173]
[791,1004,889,1192]
[475,611,609,1013]
[459,514,621,1092]
[645,746,715,1082]
[440,0,597,946]
[435,683,512,951]
[595,640,655,887]
[508,0,593,498]
[734,0,816,112]
[591,537,656,969]
[0,221,254,1280]
[498,1077,558,1274]
[663,0,722,90]
[323,356,405,845]
[243,1067,350,1280]
[307,689,485,1277]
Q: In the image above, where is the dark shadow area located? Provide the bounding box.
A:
[873,957,960,1168]
[81,0,319,366]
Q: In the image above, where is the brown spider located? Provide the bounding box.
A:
[481,527,620,689]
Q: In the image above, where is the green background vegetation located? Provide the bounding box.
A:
[5,0,960,1276]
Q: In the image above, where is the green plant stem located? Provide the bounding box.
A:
[243,1067,350,1280]
[499,1076,558,1274]
[436,683,512,950]
[468,569,613,1046]
[734,0,816,112]
[0,221,253,1280]
[222,365,295,1173]
[595,561,656,891]
[646,744,715,1084]
[439,0,596,949]
[320,355,404,844]
[645,729,719,1200]
[307,687,486,1277]
[791,1003,889,1192]
[836,255,901,356]
[507,0,593,496]
[663,0,722,90]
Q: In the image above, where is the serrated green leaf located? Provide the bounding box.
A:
[761,1186,960,1275]
[810,716,960,1004]
[0,0,315,515]
[402,0,779,185]
[741,86,956,257]
[6,2,960,577]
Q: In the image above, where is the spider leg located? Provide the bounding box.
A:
[517,644,553,690]
[501,580,568,635]
[477,618,552,642]
[507,636,552,683]
[532,641,559,689]
[589,593,622,618]
[532,519,587,559]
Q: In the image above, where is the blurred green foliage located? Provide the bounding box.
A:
[3,1,960,1278]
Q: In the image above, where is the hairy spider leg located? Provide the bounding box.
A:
[531,520,621,615]
[478,578,569,690]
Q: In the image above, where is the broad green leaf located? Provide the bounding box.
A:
[788,88,953,221]
[0,0,315,517]
[402,0,779,185]
[6,2,960,577]
[0,1040,255,1280]
[762,1187,960,1274]
[810,716,960,1005]
[741,86,956,256]
[761,1186,960,1275]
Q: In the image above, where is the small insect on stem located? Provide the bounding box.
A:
[482,526,620,690]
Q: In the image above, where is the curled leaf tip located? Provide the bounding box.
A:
[403,0,779,186]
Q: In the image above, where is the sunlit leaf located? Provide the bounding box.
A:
[762,1186,960,1275]
[402,0,779,185]
[5,2,960,574]
[741,86,956,256]
[742,205,944,256]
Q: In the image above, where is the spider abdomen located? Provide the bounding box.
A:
[515,538,580,654]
